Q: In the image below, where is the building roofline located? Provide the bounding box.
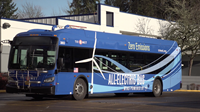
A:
[1,18,54,26]
[19,13,97,20]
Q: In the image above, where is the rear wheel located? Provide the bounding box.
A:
[152,79,162,97]
[73,78,87,100]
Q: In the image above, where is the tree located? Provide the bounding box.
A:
[62,0,73,15]
[65,0,100,15]
[164,0,200,76]
[135,18,153,36]
[17,2,44,19]
[104,0,130,12]
[0,0,17,18]
[104,0,174,20]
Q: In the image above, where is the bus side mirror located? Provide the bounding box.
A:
[57,58,64,69]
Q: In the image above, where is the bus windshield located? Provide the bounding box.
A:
[8,36,58,70]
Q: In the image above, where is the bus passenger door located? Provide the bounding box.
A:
[55,47,74,95]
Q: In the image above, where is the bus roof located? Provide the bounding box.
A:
[16,27,178,54]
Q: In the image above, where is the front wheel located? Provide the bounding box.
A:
[152,79,162,97]
[73,78,87,100]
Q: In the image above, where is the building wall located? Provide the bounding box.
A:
[98,5,120,34]
[182,76,200,89]
[18,4,171,38]
[98,4,170,38]
[182,55,200,76]
[57,4,170,38]
[58,18,120,34]
[1,19,53,40]
[1,46,10,73]
[0,19,53,72]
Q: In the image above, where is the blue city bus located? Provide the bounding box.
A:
[6,25,182,100]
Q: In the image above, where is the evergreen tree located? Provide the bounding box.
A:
[104,0,172,19]
[0,0,17,18]
[104,0,130,12]
[67,0,100,15]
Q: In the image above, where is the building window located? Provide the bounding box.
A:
[106,11,114,26]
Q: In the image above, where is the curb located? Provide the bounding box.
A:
[174,89,200,92]
[0,90,6,93]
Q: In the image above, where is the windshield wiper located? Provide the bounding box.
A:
[31,49,35,65]
[27,49,35,70]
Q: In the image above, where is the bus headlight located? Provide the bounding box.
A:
[44,77,55,83]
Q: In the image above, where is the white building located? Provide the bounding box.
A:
[0,4,199,77]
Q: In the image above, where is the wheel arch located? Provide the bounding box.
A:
[74,75,89,95]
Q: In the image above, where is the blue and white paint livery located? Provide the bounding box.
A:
[6,25,181,100]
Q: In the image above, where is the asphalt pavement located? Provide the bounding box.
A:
[0,92,200,112]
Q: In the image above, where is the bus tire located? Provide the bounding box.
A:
[73,78,87,100]
[152,79,162,97]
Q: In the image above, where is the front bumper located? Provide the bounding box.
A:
[6,85,55,95]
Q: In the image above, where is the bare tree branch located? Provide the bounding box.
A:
[135,18,154,36]
[17,2,44,19]
[164,0,200,76]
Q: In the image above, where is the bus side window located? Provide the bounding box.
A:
[74,48,92,72]
[58,47,73,72]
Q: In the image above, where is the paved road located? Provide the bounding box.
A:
[0,92,200,112]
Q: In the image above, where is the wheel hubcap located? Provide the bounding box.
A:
[154,83,160,94]
[75,83,84,95]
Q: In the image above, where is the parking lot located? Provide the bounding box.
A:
[0,91,200,112]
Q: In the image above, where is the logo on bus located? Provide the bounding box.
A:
[75,40,87,45]
[128,42,150,51]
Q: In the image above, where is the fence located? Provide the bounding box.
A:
[182,76,200,90]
